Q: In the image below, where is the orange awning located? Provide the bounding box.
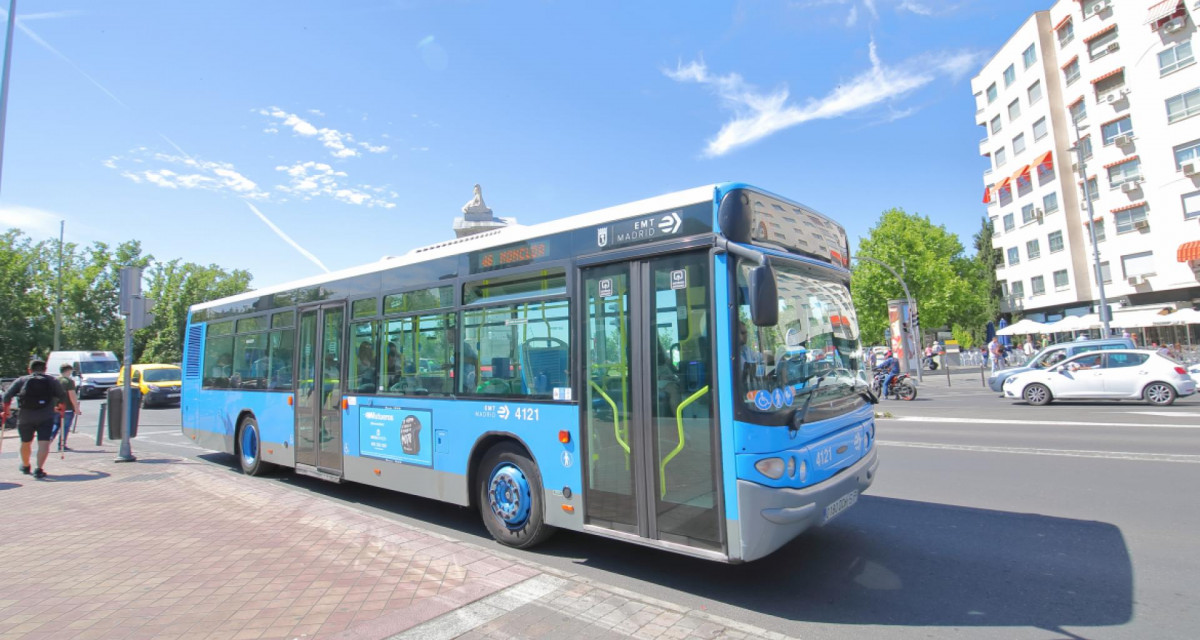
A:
[1103,155,1138,169]
[996,176,1013,190]
[1035,150,1054,171]
[1061,55,1079,69]
[1091,67,1124,84]
[983,186,993,204]
[1054,14,1072,30]
[1178,240,1200,262]
[1012,165,1031,182]
[1084,23,1117,43]
[1111,201,1146,213]
[1068,95,1085,107]
[1084,216,1103,226]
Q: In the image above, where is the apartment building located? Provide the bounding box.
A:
[972,0,1200,322]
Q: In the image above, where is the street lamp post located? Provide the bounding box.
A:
[0,0,16,194]
[1071,119,1112,336]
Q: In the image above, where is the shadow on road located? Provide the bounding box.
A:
[0,482,20,490]
[195,453,1133,634]
[43,470,110,483]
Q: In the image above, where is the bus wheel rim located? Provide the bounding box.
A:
[488,463,531,529]
[242,425,258,467]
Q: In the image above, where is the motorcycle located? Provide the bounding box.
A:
[872,370,917,401]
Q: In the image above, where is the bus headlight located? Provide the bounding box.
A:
[755,457,785,480]
[798,459,808,483]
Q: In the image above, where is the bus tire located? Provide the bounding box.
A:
[477,442,555,549]
[237,416,271,476]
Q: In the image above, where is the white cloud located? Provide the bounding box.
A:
[274,161,396,209]
[897,1,933,15]
[664,41,982,156]
[846,5,858,26]
[258,107,388,160]
[0,203,65,237]
[307,108,325,116]
[107,150,269,200]
[358,142,389,153]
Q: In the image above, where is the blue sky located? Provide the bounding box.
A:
[1,0,1049,288]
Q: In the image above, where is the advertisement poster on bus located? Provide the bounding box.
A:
[358,406,433,467]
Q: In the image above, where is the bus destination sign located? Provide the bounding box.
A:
[470,240,551,273]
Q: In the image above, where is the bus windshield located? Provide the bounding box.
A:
[736,259,869,425]
[79,360,120,374]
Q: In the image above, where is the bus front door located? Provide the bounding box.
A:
[295,304,346,477]
[580,252,722,552]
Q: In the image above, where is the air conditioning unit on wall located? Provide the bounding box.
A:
[1121,181,1140,193]
[1164,18,1186,33]
[1113,133,1134,146]
[1134,219,1150,230]
[1183,160,1200,175]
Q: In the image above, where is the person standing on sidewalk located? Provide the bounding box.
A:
[1,359,69,479]
[51,363,82,451]
[988,337,1003,373]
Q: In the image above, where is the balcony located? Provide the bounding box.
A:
[1000,295,1026,312]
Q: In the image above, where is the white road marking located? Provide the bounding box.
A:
[878,440,1200,463]
[883,416,1200,429]
[390,574,567,640]
[1124,411,1200,418]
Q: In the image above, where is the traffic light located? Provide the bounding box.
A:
[911,310,920,328]
[130,296,156,330]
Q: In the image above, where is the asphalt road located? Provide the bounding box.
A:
[78,381,1200,640]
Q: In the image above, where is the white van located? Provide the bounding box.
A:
[45,351,121,398]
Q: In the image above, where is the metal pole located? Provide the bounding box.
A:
[95,401,105,446]
[116,313,135,462]
[54,220,63,350]
[0,0,16,194]
[852,255,923,382]
[1072,119,1112,336]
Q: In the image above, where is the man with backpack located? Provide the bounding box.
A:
[1,359,69,479]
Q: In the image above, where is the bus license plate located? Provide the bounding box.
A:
[824,490,858,523]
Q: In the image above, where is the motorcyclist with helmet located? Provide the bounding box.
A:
[875,350,900,398]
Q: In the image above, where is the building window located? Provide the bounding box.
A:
[1000,280,1009,296]
[1049,230,1064,253]
[1008,99,1021,122]
[1115,205,1148,234]
[1094,72,1126,100]
[990,115,1002,134]
[1173,139,1200,168]
[1011,281,1025,298]
[1027,80,1042,105]
[1053,269,1069,290]
[1069,99,1087,124]
[1087,28,1119,62]
[1183,191,1200,220]
[995,147,1008,167]
[1022,203,1036,224]
[1004,64,1016,87]
[1101,117,1133,145]
[1159,41,1194,76]
[1079,135,1093,160]
[1121,251,1155,279]
[1064,59,1081,86]
[987,83,998,103]
[1027,238,1041,259]
[1003,213,1015,231]
[1031,275,1046,296]
[1007,247,1020,265]
[1033,116,1048,141]
[1095,261,1112,284]
[1043,192,1059,214]
[1081,177,1099,201]
[1013,133,1026,155]
[1023,44,1038,69]
[1167,88,1200,123]
[1058,20,1074,47]
[1107,159,1141,189]
[1090,220,1107,243]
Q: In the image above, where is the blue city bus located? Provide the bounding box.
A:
[181,184,878,562]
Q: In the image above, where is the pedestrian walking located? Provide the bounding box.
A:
[1023,337,1034,357]
[1,359,70,479]
[988,337,1003,372]
[51,363,82,452]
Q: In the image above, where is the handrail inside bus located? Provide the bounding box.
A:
[588,380,629,466]
[660,385,710,498]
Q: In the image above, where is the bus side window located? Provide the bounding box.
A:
[349,320,379,394]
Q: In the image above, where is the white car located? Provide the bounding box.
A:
[1190,363,1200,386]
[1003,349,1197,406]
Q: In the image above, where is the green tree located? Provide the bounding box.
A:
[59,240,152,359]
[140,261,252,363]
[850,208,983,345]
[0,230,54,373]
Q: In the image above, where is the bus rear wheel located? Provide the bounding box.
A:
[237,416,272,477]
[477,442,555,549]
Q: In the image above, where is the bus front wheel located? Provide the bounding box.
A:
[477,442,555,549]
[237,416,272,477]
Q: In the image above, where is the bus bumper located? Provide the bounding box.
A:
[736,447,878,562]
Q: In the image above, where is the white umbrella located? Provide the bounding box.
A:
[1048,315,1086,332]
[1111,309,1170,329]
[1155,308,1200,325]
[996,318,1048,336]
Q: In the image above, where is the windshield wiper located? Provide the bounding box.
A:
[788,376,824,434]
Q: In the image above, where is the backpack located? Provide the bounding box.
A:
[18,374,55,410]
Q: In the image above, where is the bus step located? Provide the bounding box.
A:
[295,464,344,483]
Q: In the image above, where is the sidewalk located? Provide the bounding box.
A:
[0,432,792,640]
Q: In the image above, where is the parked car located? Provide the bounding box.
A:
[116,364,183,407]
[988,337,1134,392]
[1189,363,1200,386]
[1003,349,1196,406]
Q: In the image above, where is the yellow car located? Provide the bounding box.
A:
[116,364,183,408]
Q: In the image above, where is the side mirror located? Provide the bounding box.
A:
[749,263,779,327]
